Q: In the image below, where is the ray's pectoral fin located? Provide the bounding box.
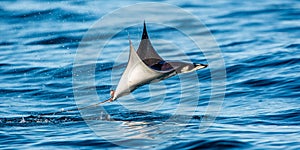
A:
[111,38,171,101]
[137,21,163,66]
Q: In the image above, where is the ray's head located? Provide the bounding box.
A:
[182,63,208,73]
[166,61,208,74]
[193,63,208,70]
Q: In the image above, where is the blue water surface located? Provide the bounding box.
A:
[0,0,300,149]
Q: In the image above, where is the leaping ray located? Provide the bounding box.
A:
[36,22,208,116]
[110,22,208,101]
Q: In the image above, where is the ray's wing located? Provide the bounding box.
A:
[137,22,208,74]
[112,40,169,100]
[137,22,164,67]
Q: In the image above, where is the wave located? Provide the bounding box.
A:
[164,139,252,149]
[4,8,96,22]
[219,108,300,126]
[26,36,82,45]
[0,109,205,127]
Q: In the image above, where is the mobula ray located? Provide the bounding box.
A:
[108,22,208,102]
[37,22,208,116]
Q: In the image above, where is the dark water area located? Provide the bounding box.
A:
[0,0,299,149]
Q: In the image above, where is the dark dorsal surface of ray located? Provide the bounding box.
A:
[137,22,164,67]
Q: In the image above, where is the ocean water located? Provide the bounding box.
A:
[1,0,300,149]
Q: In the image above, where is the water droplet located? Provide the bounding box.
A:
[19,117,26,123]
